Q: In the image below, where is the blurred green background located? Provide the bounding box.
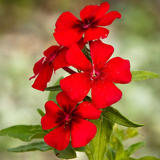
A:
[0,0,160,159]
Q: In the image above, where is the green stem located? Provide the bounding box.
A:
[86,116,114,160]
[85,144,94,160]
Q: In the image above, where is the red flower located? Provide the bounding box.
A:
[29,45,69,91]
[60,40,132,109]
[41,91,101,151]
[29,38,85,91]
[53,2,121,47]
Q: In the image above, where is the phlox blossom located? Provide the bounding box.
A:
[60,40,132,109]
[54,2,121,47]
[41,91,101,151]
[29,38,85,91]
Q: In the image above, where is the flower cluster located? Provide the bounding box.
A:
[30,2,132,150]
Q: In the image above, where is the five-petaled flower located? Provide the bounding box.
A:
[41,91,101,151]
[29,38,85,91]
[60,40,132,109]
[54,2,121,47]
[29,45,69,91]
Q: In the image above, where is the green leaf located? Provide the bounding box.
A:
[8,141,52,152]
[0,125,46,142]
[47,77,63,102]
[102,107,144,127]
[125,141,146,156]
[138,157,160,160]
[131,71,160,81]
[114,127,139,141]
[37,108,45,117]
[54,142,76,159]
[45,85,61,91]
[115,137,124,160]
[89,118,114,160]
[74,147,86,152]
[106,147,116,160]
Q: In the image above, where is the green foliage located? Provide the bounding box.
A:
[47,77,63,103]
[54,142,76,159]
[138,157,160,160]
[126,141,146,157]
[74,147,86,152]
[131,71,160,81]
[105,126,160,160]
[45,85,61,91]
[0,125,46,142]
[86,118,114,160]
[37,108,45,117]
[102,107,144,127]
[8,141,52,152]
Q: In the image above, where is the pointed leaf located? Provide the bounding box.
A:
[89,118,114,160]
[138,157,160,160]
[8,141,52,152]
[115,137,124,160]
[126,141,146,156]
[131,71,160,81]
[45,85,62,91]
[54,142,76,159]
[37,108,45,117]
[0,125,46,142]
[102,107,144,127]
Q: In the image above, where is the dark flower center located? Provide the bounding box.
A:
[65,114,72,122]
[82,18,91,29]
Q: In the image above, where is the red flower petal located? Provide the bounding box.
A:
[53,48,70,72]
[104,57,132,84]
[32,63,53,91]
[54,29,83,47]
[41,101,63,130]
[29,57,44,80]
[71,118,97,148]
[97,11,121,26]
[45,101,62,116]
[90,40,114,70]
[66,43,92,71]
[92,80,122,108]
[56,91,77,112]
[60,73,92,102]
[84,27,109,42]
[90,2,110,22]
[73,101,102,119]
[80,5,98,21]
[54,12,83,46]
[44,124,70,151]
[43,46,60,57]
[55,12,79,31]
[77,37,87,49]
[41,115,59,130]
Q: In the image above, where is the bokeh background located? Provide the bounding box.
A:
[0,0,160,159]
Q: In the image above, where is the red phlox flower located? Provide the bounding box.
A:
[29,45,69,91]
[60,40,132,109]
[53,2,121,47]
[29,38,85,91]
[41,91,101,151]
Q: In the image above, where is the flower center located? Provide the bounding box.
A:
[65,114,72,122]
[91,70,99,79]
[82,18,91,29]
